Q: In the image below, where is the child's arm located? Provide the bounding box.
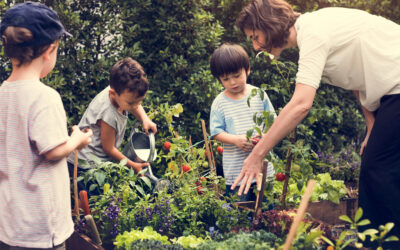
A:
[131,105,157,135]
[45,126,92,161]
[100,120,149,173]
[213,132,253,152]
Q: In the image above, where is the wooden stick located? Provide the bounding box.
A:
[283,179,316,250]
[73,149,79,217]
[201,120,215,174]
[254,160,268,219]
[281,129,296,209]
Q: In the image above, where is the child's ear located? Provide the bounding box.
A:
[109,88,116,97]
[42,43,57,61]
[246,68,251,76]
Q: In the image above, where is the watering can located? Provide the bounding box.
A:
[122,125,170,192]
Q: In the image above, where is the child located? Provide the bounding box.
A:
[209,43,275,201]
[67,58,157,175]
[0,2,92,249]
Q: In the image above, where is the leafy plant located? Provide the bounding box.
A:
[322,207,399,249]
[114,226,171,249]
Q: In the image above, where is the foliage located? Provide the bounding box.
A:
[310,173,348,204]
[197,229,283,249]
[130,240,184,250]
[78,158,151,196]
[329,207,400,249]
[171,235,208,249]
[114,226,170,250]
[253,209,331,240]
[315,142,361,182]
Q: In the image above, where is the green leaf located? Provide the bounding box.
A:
[320,235,334,246]
[384,235,399,242]
[135,185,145,196]
[362,229,379,236]
[342,239,356,248]
[357,232,366,242]
[89,184,97,192]
[246,129,253,139]
[339,215,353,224]
[354,207,363,222]
[140,176,152,188]
[94,172,106,187]
[305,231,323,244]
[385,222,395,232]
[357,219,371,226]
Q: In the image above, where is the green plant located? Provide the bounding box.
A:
[322,207,399,249]
[171,235,208,249]
[78,158,151,196]
[114,226,170,249]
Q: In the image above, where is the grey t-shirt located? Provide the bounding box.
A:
[68,86,128,168]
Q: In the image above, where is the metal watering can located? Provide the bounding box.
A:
[122,125,170,192]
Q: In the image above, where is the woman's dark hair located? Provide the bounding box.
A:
[236,0,300,51]
[1,26,53,67]
[210,43,250,79]
[110,57,149,97]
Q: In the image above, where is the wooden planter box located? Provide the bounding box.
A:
[306,198,358,225]
[66,231,104,250]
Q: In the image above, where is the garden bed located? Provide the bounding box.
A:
[307,198,358,225]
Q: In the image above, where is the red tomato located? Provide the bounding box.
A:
[275,172,286,182]
[200,176,207,183]
[197,186,204,195]
[251,136,261,146]
[217,146,223,154]
[182,164,191,173]
[163,141,171,151]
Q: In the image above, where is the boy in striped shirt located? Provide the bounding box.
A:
[0,2,92,249]
[209,43,275,201]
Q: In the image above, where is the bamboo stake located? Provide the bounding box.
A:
[281,129,296,209]
[283,179,316,250]
[73,149,79,217]
[254,160,269,218]
[201,120,216,174]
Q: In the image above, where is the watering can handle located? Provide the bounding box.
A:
[147,131,155,162]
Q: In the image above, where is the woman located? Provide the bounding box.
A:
[231,0,400,247]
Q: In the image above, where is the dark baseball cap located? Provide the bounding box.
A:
[0,1,71,47]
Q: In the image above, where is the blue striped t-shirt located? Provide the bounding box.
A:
[210,84,276,185]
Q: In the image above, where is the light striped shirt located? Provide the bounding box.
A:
[210,84,275,185]
[0,80,73,248]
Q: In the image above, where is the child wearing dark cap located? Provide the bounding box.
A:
[0,2,92,249]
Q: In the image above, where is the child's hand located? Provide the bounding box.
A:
[129,161,150,174]
[234,135,253,152]
[71,125,93,150]
[142,118,157,135]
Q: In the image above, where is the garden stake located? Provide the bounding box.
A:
[201,120,216,174]
[283,179,316,250]
[73,149,79,218]
[253,160,269,220]
[281,129,296,209]
[201,119,220,194]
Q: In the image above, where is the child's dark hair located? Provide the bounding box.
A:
[1,27,55,67]
[110,58,149,97]
[210,43,250,79]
